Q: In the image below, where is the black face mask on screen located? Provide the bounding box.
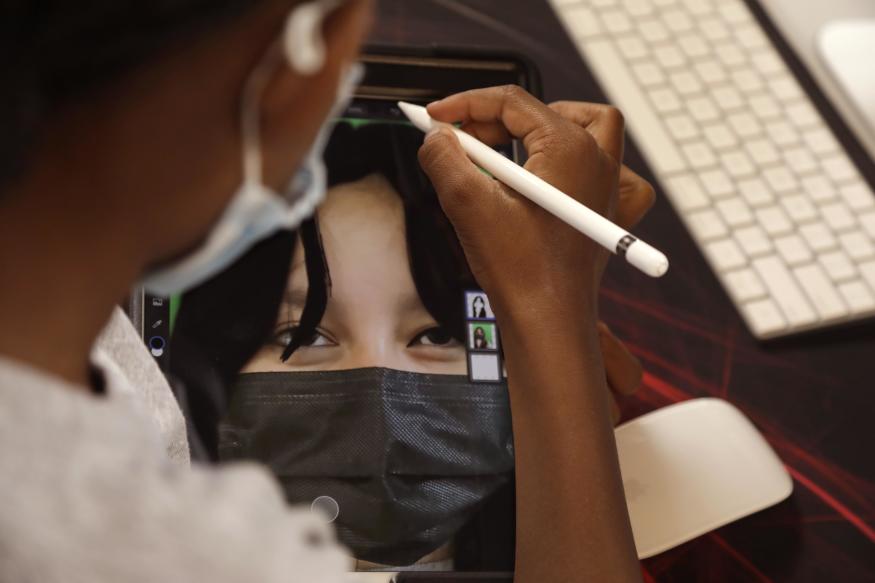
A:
[219,367,515,567]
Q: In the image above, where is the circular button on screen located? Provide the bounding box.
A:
[310,496,340,523]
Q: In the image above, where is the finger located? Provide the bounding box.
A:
[459,121,513,147]
[427,86,574,157]
[549,101,626,167]
[417,127,502,227]
[616,165,657,230]
[598,322,643,397]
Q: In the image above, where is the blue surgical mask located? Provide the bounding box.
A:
[140,53,363,296]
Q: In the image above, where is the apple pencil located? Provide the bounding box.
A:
[398,101,669,278]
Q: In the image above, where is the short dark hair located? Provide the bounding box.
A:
[0,0,270,189]
[283,121,478,359]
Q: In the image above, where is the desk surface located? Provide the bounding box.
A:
[370,1,875,580]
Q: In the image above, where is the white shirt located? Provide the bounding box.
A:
[0,308,351,583]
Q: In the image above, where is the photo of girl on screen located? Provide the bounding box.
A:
[217,121,516,572]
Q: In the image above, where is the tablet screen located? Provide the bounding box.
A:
[221,99,515,571]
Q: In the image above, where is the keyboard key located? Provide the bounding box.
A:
[756,205,793,236]
[839,281,875,313]
[751,52,784,76]
[735,225,773,257]
[770,76,804,101]
[625,0,654,17]
[752,256,818,326]
[663,9,694,32]
[735,25,769,50]
[713,85,743,111]
[860,261,875,294]
[801,175,836,203]
[602,10,633,33]
[617,36,648,60]
[822,155,859,183]
[695,60,737,84]
[783,147,819,175]
[729,113,761,138]
[667,174,710,211]
[687,97,720,123]
[766,120,799,146]
[839,231,875,262]
[688,209,728,241]
[774,235,813,266]
[718,2,751,24]
[716,198,754,227]
[700,17,730,42]
[700,169,735,198]
[724,268,767,302]
[799,223,837,253]
[794,264,848,320]
[802,126,840,155]
[780,194,818,224]
[785,101,820,128]
[820,251,857,282]
[564,6,603,39]
[744,138,780,166]
[678,34,709,58]
[738,178,774,207]
[655,46,686,69]
[860,211,875,239]
[731,69,763,94]
[749,94,783,121]
[665,114,700,142]
[721,150,756,179]
[763,167,798,194]
[705,238,747,271]
[704,124,738,150]
[651,88,683,114]
[640,19,670,43]
[680,0,712,16]
[820,202,856,231]
[633,63,665,87]
[716,43,746,67]
[683,142,718,168]
[670,71,703,95]
[742,298,788,336]
[840,182,875,211]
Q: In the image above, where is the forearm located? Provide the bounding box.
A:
[499,300,641,583]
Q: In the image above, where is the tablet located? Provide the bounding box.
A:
[130,48,541,574]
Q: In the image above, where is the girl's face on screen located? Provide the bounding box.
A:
[244,173,467,375]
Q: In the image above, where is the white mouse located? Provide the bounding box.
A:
[818,19,875,140]
[616,398,793,559]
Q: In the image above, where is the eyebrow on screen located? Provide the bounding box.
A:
[283,288,309,310]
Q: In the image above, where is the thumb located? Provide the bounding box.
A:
[417,126,501,229]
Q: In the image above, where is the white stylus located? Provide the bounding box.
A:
[398,101,670,278]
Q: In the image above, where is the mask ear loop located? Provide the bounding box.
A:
[239,1,341,189]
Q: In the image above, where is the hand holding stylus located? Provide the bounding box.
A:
[401,94,667,278]
[414,86,657,317]
[417,86,651,582]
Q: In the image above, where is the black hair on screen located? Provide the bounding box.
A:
[0,0,279,188]
[284,122,479,360]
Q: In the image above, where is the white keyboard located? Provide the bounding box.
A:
[550,0,875,339]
